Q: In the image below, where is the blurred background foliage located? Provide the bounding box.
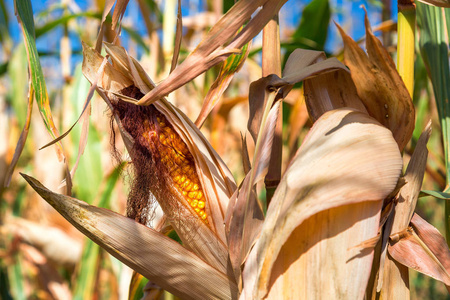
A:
[0,0,449,299]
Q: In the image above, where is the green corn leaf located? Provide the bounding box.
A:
[35,11,101,38]
[8,43,28,128]
[0,0,9,43]
[419,190,450,200]
[14,0,64,158]
[417,3,450,245]
[8,256,25,300]
[69,66,103,202]
[122,25,150,54]
[72,239,101,300]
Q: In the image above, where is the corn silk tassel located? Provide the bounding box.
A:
[111,87,208,225]
[81,42,237,274]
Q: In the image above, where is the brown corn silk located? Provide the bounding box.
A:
[111,86,208,224]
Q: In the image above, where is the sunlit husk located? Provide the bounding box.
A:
[244,108,403,299]
[21,174,238,300]
[82,43,237,274]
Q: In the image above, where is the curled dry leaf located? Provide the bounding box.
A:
[376,122,430,298]
[227,101,280,283]
[284,48,368,121]
[248,49,349,143]
[304,69,368,121]
[137,0,287,105]
[336,13,415,151]
[246,108,403,299]
[388,213,450,286]
[21,173,238,300]
[81,43,237,274]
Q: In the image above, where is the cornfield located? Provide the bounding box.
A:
[1,0,450,299]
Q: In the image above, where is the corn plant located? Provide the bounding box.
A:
[2,0,450,299]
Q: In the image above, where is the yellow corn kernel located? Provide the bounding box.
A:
[143,110,209,223]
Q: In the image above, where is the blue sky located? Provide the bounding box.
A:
[2,0,398,79]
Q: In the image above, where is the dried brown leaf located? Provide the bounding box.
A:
[111,0,129,29]
[388,214,450,286]
[248,49,349,143]
[227,102,280,282]
[336,14,415,151]
[21,173,238,300]
[376,122,431,297]
[304,69,367,121]
[137,0,287,105]
[392,121,431,232]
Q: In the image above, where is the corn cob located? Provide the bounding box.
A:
[112,85,208,224]
[142,113,208,223]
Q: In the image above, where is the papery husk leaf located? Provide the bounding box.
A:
[391,122,431,232]
[227,101,280,283]
[95,0,115,51]
[247,75,286,143]
[304,69,368,121]
[82,43,237,273]
[336,14,415,151]
[376,122,431,298]
[247,49,349,143]
[38,58,110,190]
[265,201,382,299]
[111,0,129,29]
[82,42,133,92]
[137,0,287,105]
[388,214,450,286]
[248,108,403,299]
[21,173,238,300]
[241,133,251,175]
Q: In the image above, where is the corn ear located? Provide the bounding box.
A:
[81,43,237,274]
